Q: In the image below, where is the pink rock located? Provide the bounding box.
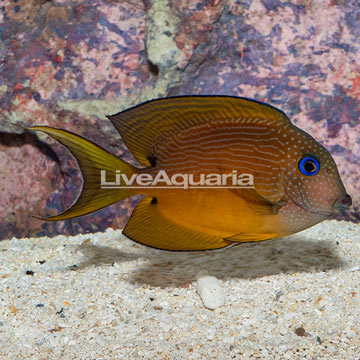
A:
[0,0,358,240]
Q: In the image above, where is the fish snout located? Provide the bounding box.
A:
[334,194,352,211]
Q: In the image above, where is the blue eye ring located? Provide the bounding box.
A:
[298,156,320,176]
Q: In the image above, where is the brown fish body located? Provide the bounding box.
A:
[137,115,341,240]
[136,121,286,240]
[28,96,351,251]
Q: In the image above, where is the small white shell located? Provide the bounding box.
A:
[196,270,225,310]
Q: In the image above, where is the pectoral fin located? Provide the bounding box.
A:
[230,188,286,215]
[216,167,286,215]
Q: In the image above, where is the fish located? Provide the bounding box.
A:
[27,96,352,251]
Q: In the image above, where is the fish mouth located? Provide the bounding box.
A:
[299,194,352,218]
[333,194,352,211]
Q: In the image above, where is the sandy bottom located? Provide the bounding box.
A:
[0,220,359,359]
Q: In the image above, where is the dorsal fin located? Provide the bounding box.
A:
[107,96,290,167]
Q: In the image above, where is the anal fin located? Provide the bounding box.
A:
[224,232,277,243]
[123,197,231,251]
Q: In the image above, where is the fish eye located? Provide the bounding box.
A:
[298,156,320,176]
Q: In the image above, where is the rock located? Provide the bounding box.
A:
[0,0,359,240]
[196,270,225,310]
[0,1,151,239]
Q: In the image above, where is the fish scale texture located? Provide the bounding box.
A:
[0,0,359,240]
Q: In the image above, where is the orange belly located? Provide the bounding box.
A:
[148,188,282,238]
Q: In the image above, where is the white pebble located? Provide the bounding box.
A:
[350,265,360,272]
[196,270,225,310]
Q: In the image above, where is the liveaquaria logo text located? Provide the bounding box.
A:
[100,170,254,189]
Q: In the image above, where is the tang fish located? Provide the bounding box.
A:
[28,96,351,251]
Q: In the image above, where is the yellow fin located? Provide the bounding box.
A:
[123,197,231,251]
[224,232,277,243]
[216,166,286,212]
[107,96,290,167]
[28,126,136,220]
[230,188,285,215]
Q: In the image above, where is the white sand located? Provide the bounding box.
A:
[0,220,359,359]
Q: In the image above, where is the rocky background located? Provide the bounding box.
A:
[0,0,359,240]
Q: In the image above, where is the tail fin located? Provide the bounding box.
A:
[28,126,136,221]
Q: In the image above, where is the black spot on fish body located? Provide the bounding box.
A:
[147,154,157,167]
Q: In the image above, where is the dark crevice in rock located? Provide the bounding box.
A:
[147,59,160,76]
[0,130,61,166]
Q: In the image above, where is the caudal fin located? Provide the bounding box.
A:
[28,126,136,221]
